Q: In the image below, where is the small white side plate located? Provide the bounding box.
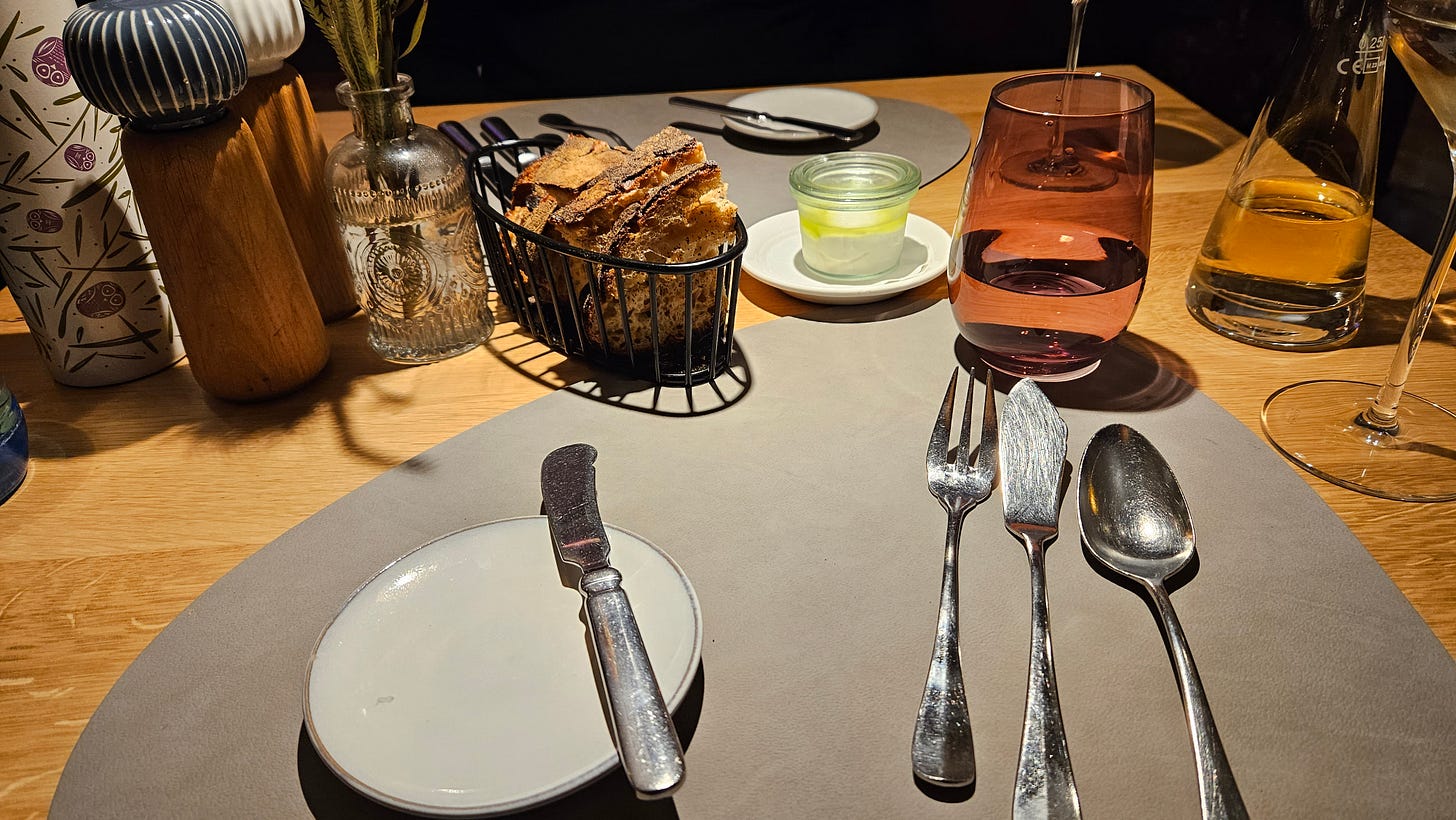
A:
[743,211,952,305]
[304,516,702,817]
[723,87,878,142]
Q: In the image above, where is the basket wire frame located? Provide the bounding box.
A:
[467,139,747,386]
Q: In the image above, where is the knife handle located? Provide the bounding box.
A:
[580,567,686,799]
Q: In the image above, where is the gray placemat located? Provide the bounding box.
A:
[52,302,1456,819]
[464,91,972,226]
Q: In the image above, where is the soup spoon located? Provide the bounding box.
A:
[1078,424,1248,820]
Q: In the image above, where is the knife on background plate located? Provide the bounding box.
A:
[667,95,865,141]
[540,443,685,800]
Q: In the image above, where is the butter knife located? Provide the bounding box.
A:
[667,95,864,141]
[999,380,1082,820]
[540,443,685,800]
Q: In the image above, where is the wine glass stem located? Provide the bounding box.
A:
[1361,142,1456,432]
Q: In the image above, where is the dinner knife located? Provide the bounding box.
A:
[666,95,864,141]
[540,443,685,800]
[1000,379,1081,820]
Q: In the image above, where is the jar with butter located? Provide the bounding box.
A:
[789,152,921,278]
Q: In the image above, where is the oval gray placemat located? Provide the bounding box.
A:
[52,301,1456,819]
[465,91,972,226]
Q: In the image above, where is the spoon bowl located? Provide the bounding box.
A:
[1079,424,1194,584]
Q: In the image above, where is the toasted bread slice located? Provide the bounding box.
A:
[509,134,626,207]
[602,161,737,263]
[550,127,707,251]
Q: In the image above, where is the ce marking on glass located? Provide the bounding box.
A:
[1339,36,1387,75]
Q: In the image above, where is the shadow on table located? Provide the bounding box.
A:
[485,328,754,417]
[797,293,942,324]
[953,333,1198,414]
[297,662,707,819]
[915,776,977,803]
[8,314,408,462]
[1152,107,1243,171]
[1342,293,1456,351]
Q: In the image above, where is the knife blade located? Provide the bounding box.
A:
[1001,379,1068,537]
[999,379,1081,820]
[667,95,865,141]
[540,443,685,800]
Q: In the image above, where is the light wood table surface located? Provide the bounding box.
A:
[2,67,1453,817]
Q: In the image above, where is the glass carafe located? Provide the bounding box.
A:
[1185,0,1386,350]
[326,75,493,363]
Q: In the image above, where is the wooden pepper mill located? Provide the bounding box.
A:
[217,0,359,322]
[64,0,329,402]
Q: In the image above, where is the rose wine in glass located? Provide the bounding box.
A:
[1261,0,1456,501]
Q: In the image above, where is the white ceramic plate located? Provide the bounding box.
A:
[722,87,878,142]
[304,516,702,817]
[743,210,951,305]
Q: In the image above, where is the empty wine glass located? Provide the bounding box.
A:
[1261,0,1456,502]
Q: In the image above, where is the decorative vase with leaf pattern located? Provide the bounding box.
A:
[0,0,185,386]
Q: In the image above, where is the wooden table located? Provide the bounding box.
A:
[2,67,1453,817]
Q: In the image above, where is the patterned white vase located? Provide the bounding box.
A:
[212,0,306,76]
[0,0,186,386]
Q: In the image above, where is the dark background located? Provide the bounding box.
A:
[288,0,1447,254]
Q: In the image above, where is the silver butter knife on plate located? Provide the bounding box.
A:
[1000,379,1082,820]
[541,443,685,799]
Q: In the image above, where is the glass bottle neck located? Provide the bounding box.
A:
[339,77,416,143]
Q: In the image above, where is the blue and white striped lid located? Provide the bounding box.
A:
[64,0,248,131]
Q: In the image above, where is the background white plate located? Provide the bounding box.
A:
[304,517,702,817]
[723,87,878,142]
[743,210,952,305]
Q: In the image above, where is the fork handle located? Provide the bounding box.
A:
[911,512,976,786]
[1014,535,1082,820]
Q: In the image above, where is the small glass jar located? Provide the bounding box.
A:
[789,152,921,278]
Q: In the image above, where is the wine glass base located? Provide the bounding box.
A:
[983,356,1101,383]
[1262,380,1456,502]
[1000,149,1119,192]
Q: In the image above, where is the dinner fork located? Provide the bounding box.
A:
[911,367,996,787]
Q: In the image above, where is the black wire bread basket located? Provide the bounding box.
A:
[467,138,748,386]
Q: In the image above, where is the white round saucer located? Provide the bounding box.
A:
[304,516,702,817]
[743,211,951,305]
[723,87,878,142]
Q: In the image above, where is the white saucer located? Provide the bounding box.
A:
[723,87,878,142]
[304,516,702,817]
[743,211,951,305]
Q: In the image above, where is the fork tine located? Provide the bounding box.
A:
[928,369,957,468]
[954,371,975,470]
[976,368,997,478]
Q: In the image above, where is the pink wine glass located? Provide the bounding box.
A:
[949,72,1154,381]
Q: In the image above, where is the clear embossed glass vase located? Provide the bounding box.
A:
[325,75,493,363]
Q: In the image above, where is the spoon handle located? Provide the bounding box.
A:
[1014,536,1082,820]
[911,511,975,786]
[1148,582,1249,820]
